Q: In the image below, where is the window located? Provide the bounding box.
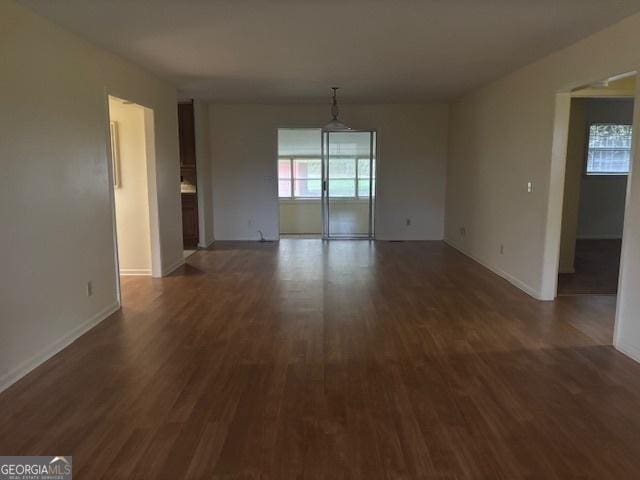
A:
[277,158,292,197]
[357,158,375,197]
[328,158,356,197]
[278,157,376,199]
[278,158,322,198]
[586,124,632,175]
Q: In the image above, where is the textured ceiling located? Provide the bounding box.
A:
[19,0,640,103]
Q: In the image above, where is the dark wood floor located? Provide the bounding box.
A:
[2,241,640,479]
[558,239,622,296]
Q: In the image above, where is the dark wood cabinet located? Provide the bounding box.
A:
[178,101,199,248]
[178,102,196,166]
[181,193,199,248]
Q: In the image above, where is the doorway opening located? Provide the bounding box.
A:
[178,101,199,258]
[107,95,160,283]
[277,128,323,238]
[557,76,635,296]
[322,129,376,239]
[277,128,376,239]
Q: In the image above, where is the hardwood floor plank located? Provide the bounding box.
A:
[0,240,638,479]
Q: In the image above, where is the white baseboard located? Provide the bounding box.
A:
[197,238,215,249]
[213,237,278,242]
[444,239,543,300]
[119,268,151,276]
[0,302,120,394]
[376,236,445,241]
[162,257,185,276]
[614,340,640,364]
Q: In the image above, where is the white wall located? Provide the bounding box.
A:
[445,13,640,298]
[443,11,640,360]
[279,199,371,235]
[279,201,321,234]
[109,98,152,274]
[194,100,214,247]
[0,0,182,392]
[578,177,628,238]
[210,104,448,240]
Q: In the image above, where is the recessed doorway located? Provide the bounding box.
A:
[107,95,160,283]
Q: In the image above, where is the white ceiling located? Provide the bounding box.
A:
[19,0,640,103]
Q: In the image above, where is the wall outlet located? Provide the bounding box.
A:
[86,281,93,297]
[500,244,504,255]
[406,218,411,226]
[460,227,466,237]
[527,181,533,193]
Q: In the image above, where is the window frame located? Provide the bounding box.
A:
[278,155,375,200]
[584,122,633,177]
[278,156,322,199]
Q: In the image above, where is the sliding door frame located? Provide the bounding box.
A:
[321,129,377,240]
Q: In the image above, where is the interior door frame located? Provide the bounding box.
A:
[321,129,377,240]
[105,92,162,286]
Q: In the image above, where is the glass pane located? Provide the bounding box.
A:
[278,128,322,157]
[328,132,373,157]
[328,158,356,178]
[326,131,375,237]
[589,124,632,149]
[357,158,375,178]
[358,179,376,197]
[294,179,321,198]
[293,158,321,179]
[329,179,356,197]
[278,179,291,197]
[588,149,631,174]
[587,124,632,174]
[278,159,291,178]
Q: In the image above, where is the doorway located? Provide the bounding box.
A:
[277,128,323,238]
[107,95,159,280]
[178,101,199,257]
[277,128,377,239]
[322,129,376,239]
[557,78,634,296]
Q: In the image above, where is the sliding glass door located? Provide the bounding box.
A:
[322,130,376,239]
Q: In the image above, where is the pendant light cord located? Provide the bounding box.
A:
[331,87,340,120]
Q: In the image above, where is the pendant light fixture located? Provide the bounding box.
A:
[323,87,351,131]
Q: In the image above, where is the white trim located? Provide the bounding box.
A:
[540,93,572,301]
[0,302,120,394]
[444,239,544,300]
[377,235,444,241]
[197,238,215,249]
[558,267,576,274]
[211,237,278,242]
[613,77,640,361]
[119,268,152,276]
[614,339,640,364]
[162,257,185,276]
